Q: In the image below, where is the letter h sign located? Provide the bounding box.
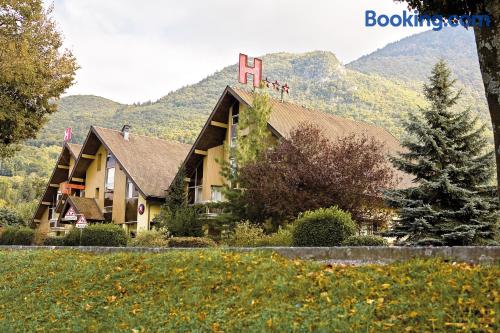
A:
[238,53,262,88]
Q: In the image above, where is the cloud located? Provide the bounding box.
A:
[49,0,427,103]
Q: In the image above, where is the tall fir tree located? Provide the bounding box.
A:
[386,60,499,246]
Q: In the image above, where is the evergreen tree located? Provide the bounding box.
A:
[386,60,499,246]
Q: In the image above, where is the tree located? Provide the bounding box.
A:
[156,167,203,236]
[393,0,500,198]
[235,87,273,166]
[229,123,396,231]
[0,207,24,227]
[385,60,499,246]
[0,0,78,157]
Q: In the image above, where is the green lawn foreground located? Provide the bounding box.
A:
[0,250,498,332]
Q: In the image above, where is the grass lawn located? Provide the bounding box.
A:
[0,250,498,332]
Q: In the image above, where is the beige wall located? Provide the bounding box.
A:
[136,195,162,232]
[137,195,148,232]
[201,145,224,201]
[38,207,50,234]
[84,145,107,209]
[68,156,76,177]
[111,164,127,224]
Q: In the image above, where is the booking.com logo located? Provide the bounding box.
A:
[365,10,491,31]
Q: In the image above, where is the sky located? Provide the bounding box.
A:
[50,0,428,104]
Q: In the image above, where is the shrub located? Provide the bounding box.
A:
[79,224,128,247]
[0,226,35,245]
[0,208,24,227]
[43,236,66,246]
[226,222,294,247]
[342,235,388,246]
[259,224,294,246]
[226,221,266,247]
[292,207,356,247]
[164,207,203,237]
[167,237,216,248]
[129,230,168,247]
[64,228,82,246]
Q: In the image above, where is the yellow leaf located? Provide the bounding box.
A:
[409,311,418,318]
[381,283,391,290]
[366,299,375,305]
[266,318,273,328]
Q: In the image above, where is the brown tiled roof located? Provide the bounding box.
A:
[67,143,82,159]
[66,196,104,221]
[230,87,414,189]
[93,127,191,198]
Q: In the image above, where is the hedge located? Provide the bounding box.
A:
[292,207,356,246]
[168,237,216,248]
[342,235,388,246]
[64,224,128,247]
[0,226,35,245]
[129,230,168,247]
[43,236,67,246]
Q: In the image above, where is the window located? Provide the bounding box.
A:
[125,177,139,222]
[211,186,223,202]
[230,104,239,148]
[105,154,116,191]
[231,113,239,148]
[97,153,102,171]
[95,187,100,199]
[126,178,138,199]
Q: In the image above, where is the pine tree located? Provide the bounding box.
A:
[386,60,499,246]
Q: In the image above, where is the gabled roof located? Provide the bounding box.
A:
[33,142,83,221]
[67,143,82,160]
[232,87,403,153]
[69,126,191,199]
[59,196,104,222]
[180,85,414,189]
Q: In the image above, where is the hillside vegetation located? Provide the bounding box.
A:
[0,250,497,332]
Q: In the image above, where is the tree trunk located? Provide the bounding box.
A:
[474,1,500,199]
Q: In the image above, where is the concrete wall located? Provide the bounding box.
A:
[1,246,498,264]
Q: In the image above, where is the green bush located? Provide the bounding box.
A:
[64,228,82,246]
[342,235,388,246]
[292,207,356,247]
[62,224,129,247]
[164,207,203,237]
[129,229,168,247]
[167,237,216,248]
[226,221,294,247]
[43,236,66,246]
[259,224,294,246]
[79,224,128,247]
[0,208,24,227]
[0,226,34,245]
[226,221,266,247]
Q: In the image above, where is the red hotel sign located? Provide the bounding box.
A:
[238,53,262,88]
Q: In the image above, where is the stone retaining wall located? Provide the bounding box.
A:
[1,246,499,264]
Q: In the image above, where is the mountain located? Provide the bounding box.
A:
[348,28,482,90]
[347,28,489,124]
[33,51,427,147]
[28,28,487,151]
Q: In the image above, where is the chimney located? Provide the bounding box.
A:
[121,125,131,141]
